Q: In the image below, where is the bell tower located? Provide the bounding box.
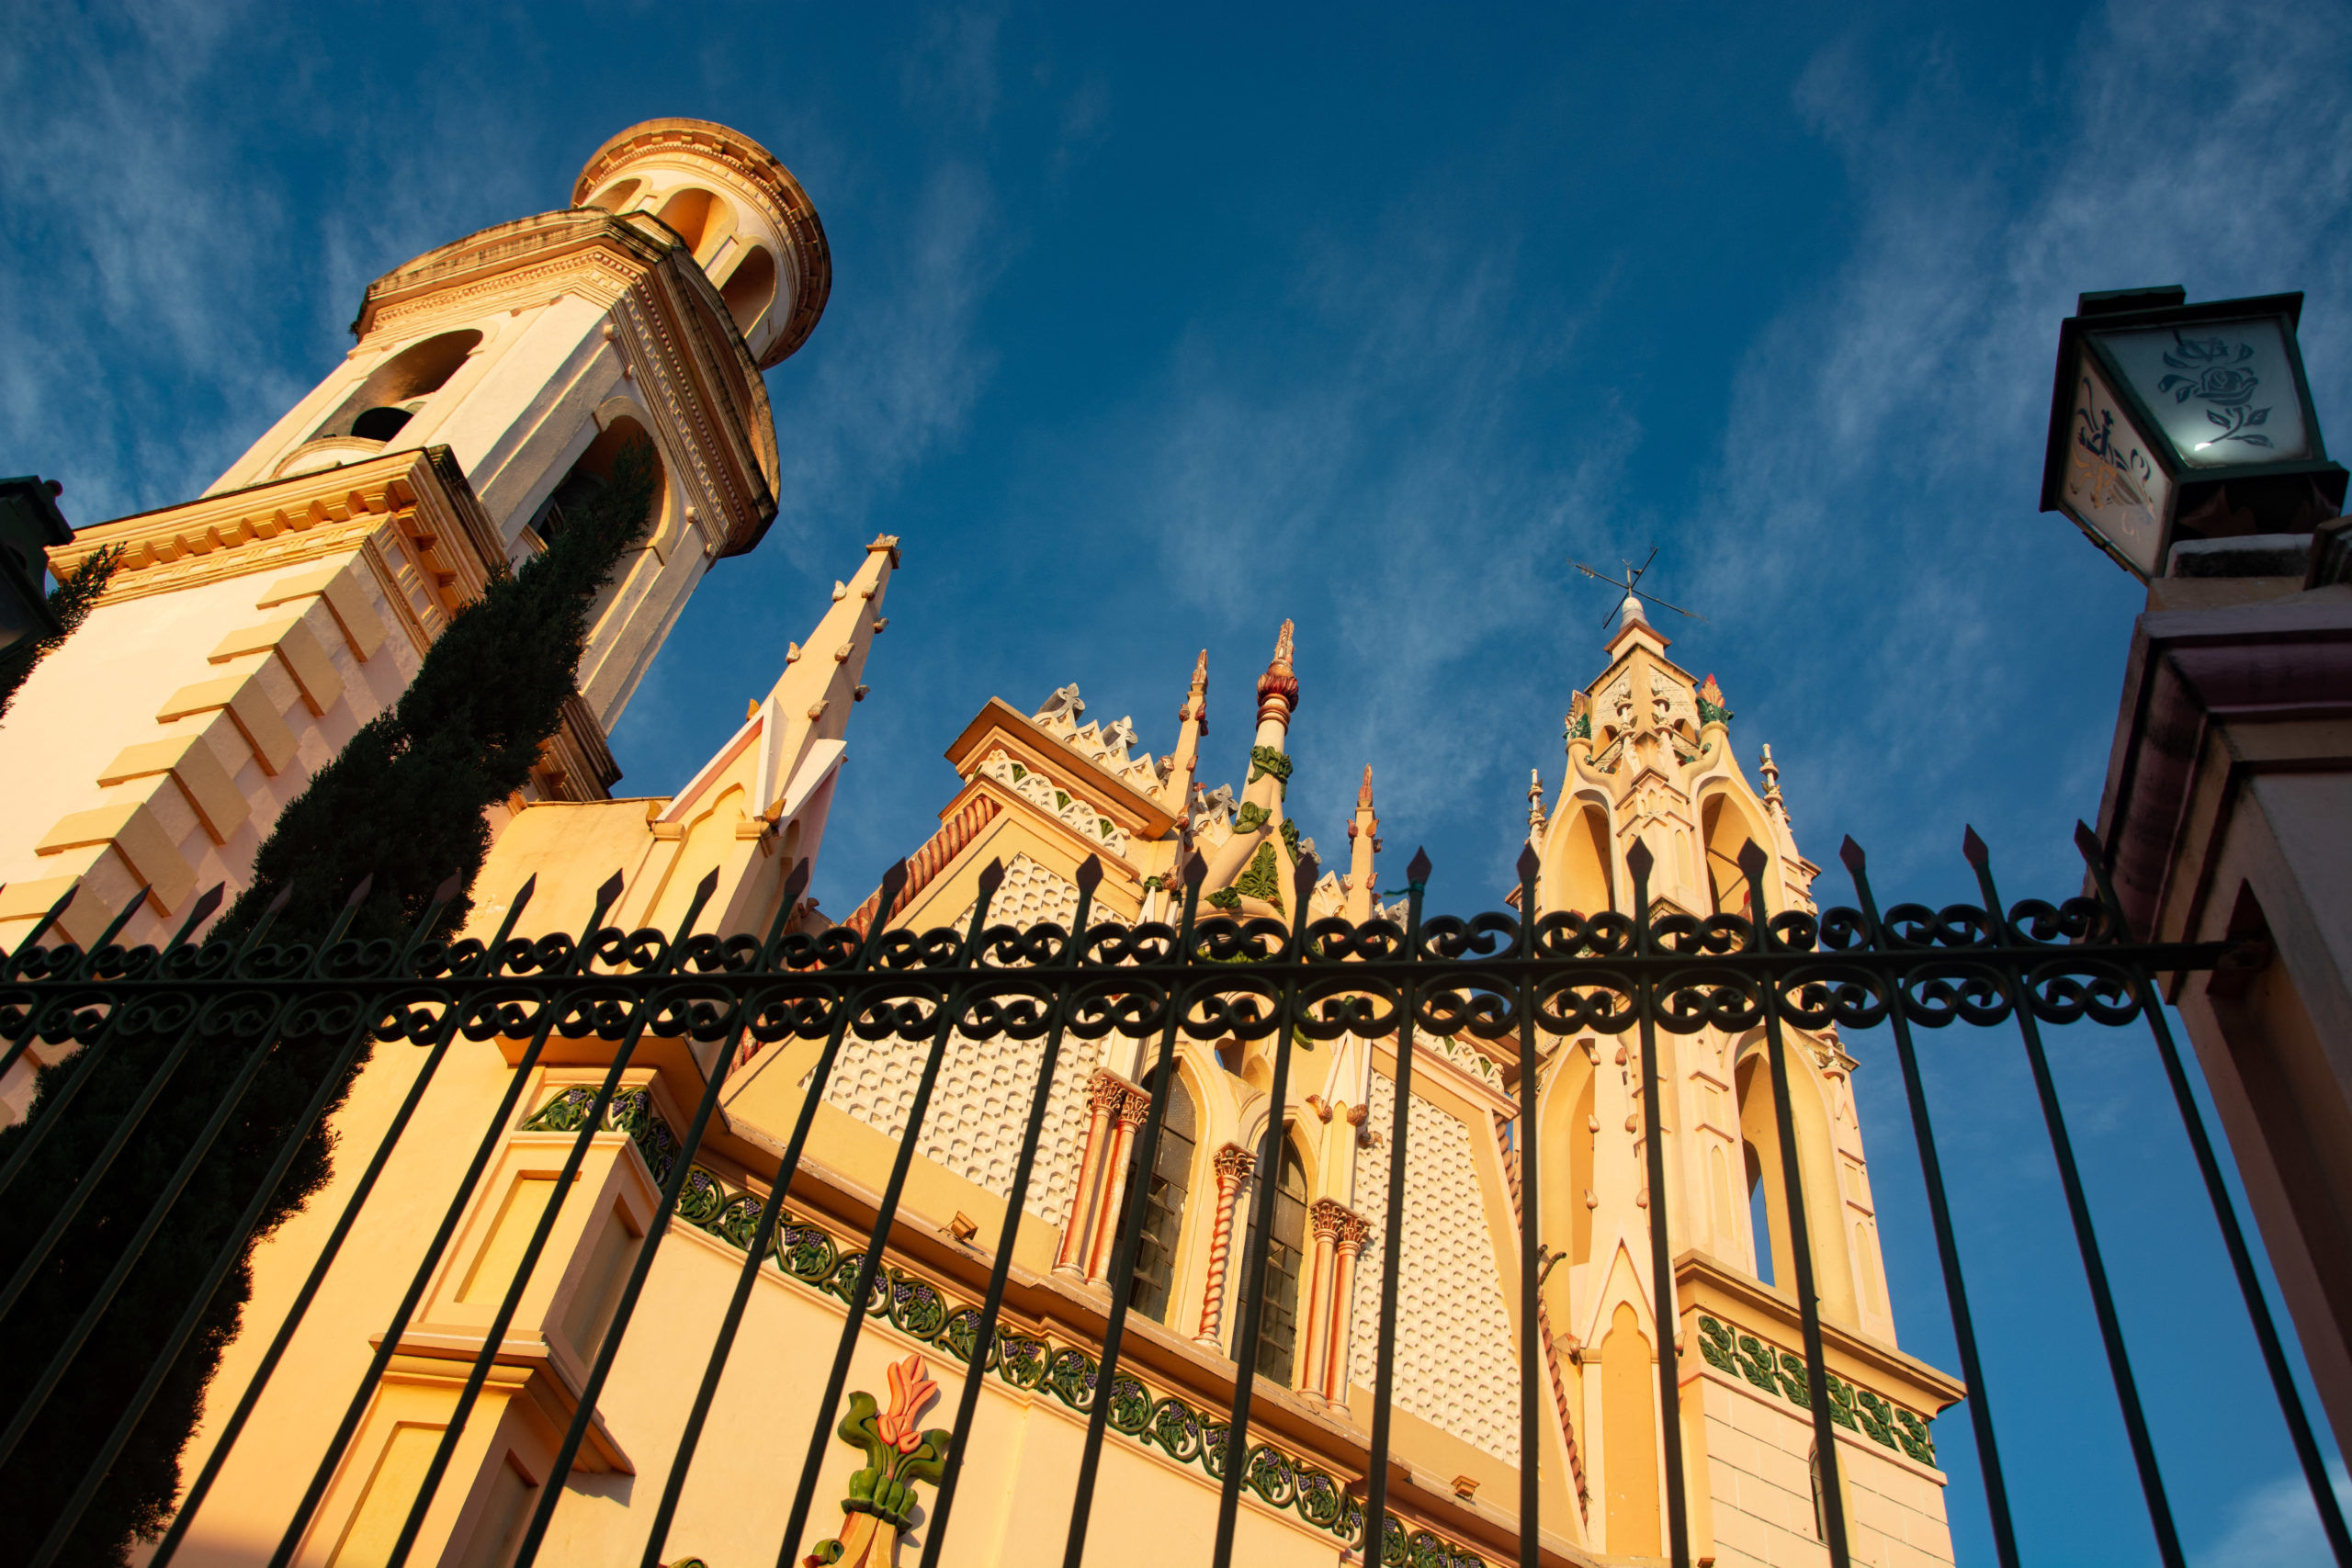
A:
[1532,596,1964,1564]
[0,118,829,952]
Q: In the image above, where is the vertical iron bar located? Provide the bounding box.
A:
[1513,843,1543,1568]
[1838,837,2020,1568]
[1963,827,2184,1568]
[1361,848,1431,1568]
[382,872,724,1568]
[1626,841,1690,1568]
[511,854,812,1568]
[153,878,536,1567]
[2,881,89,981]
[638,862,907,1568]
[2074,821,2352,1564]
[266,872,626,1568]
[918,855,1103,1568]
[775,861,1007,1568]
[1736,838,1849,1568]
[1056,852,1205,1568]
[1210,852,1319,1568]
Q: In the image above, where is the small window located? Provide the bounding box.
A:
[1252,1145,1309,1381]
[349,406,413,443]
[1127,1074,1195,1323]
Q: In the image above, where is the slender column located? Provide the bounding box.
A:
[1324,1212,1371,1404]
[1086,1087,1152,1282]
[1296,1199,1347,1399]
[1196,1144,1256,1348]
[1057,1070,1127,1277]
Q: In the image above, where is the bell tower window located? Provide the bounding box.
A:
[1128,1074,1195,1323]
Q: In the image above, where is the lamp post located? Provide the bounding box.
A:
[2041,287,2346,581]
[0,477,73,654]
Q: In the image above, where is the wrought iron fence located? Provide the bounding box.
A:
[0,821,2341,1568]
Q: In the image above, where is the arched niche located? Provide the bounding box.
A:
[586,177,641,213]
[718,243,777,337]
[1733,1035,1859,1323]
[655,186,740,268]
[1699,786,1771,917]
[1538,1038,1600,1326]
[529,414,670,553]
[311,328,483,444]
[1546,798,1614,918]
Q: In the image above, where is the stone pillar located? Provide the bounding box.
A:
[1084,1086,1153,1283]
[1195,1144,1256,1348]
[1324,1212,1372,1404]
[1056,1070,1129,1279]
[1295,1199,1349,1401]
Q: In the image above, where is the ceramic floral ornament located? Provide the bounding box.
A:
[803,1354,956,1567]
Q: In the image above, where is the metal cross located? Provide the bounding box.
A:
[1571,545,1706,626]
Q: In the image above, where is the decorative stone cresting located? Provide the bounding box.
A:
[1348,1073,1521,1463]
[976,751,1131,856]
[1030,687,1161,795]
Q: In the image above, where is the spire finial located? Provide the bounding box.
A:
[1358,762,1374,808]
[1527,767,1547,833]
[1255,618,1301,727]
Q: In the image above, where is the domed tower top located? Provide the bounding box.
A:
[572,117,831,368]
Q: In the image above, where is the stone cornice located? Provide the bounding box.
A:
[51,446,503,629]
[570,117,831,367]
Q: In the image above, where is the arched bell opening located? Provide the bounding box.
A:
[310,328,483,445]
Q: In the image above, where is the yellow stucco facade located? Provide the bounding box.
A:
[1,118,1962,1568]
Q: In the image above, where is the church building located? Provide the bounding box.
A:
[0,118,1962,1568]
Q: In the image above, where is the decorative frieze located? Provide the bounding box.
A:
[1694,1313,1937,1465]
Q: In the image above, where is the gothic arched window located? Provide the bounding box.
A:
[1252,1144,1310,1381]
[1128,1075,1196,1323]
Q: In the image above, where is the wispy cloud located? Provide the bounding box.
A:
[2201,1462,2352,1568]
[1686,0,2352,886]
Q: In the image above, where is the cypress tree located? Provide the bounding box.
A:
[0,542,124,727]
[0,441,658,1565]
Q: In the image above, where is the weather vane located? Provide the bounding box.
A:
[1570,546,1706,627]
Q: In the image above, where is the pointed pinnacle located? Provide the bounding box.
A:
[1961,826,1990,869]
[1736,838,1769,886]
[1407,846,1432,885]
[977,857,1007,898]
[1626,838,1655,883]
[1516,842,1541,885]
[188,884,226,925]
[1075,854,1104,894]
[780,858,812,910]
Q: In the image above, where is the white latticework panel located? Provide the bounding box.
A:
[1347,1070,1521,1463]
[816,853,1099,1226]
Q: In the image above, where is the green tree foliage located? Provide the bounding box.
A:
[0,542,124,727]
[0,442,657,1564]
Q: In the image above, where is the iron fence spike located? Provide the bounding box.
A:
[432,874,462,908]
[694,866,721,903]
[514,874,538,907]
[344,874,375,910]
[1516,841,1541,883]
[1736,837,1768,886]
[2074,818,2104,858]
[780,857,811,910]
[1074,853,1103,894]
[1407,846,1432,884]
[1838,835,1867,874]
[878,857,911,903]
[266,885,293,916]
[1293,850,1318,901]
[597,870,625,908]
[977,856,1007,899]
[1184,849,1208,887]
[189,884,226,925]
[1626,838,1655,882]
[1962,824,1991,868]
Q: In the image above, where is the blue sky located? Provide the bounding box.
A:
[7,2,2352,1562]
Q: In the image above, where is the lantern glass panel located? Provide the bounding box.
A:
[2060,353,2170,577]
[2099,317,2312,468]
